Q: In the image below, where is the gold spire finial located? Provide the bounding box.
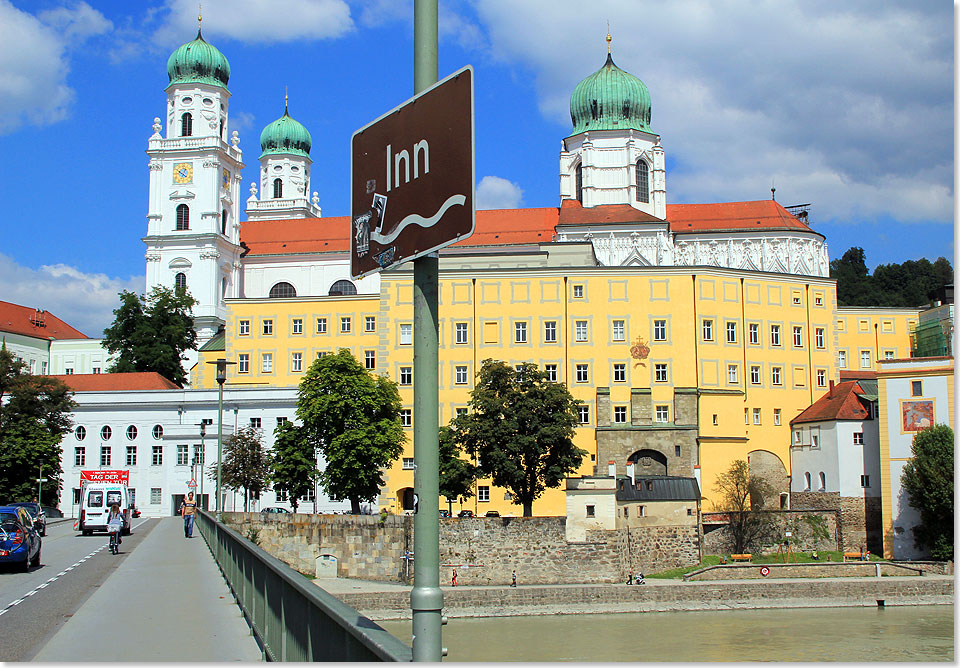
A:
[285,86,289,110]
[606,21,612,54]
[198,3,202,28]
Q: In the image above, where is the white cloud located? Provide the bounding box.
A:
[152,0,353,45]
[476,175,524,210]
[0,254,142,339]
[0,1,110,134]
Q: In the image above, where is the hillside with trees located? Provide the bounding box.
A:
[830,247,952,307]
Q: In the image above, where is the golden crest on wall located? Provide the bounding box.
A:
[631,335,650,367]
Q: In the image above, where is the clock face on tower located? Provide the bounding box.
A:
[173,162,193,184]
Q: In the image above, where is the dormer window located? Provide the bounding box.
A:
[180,112,192,137]
[175,204,189,230]
[273,178,283,199]
[636,159,649,204]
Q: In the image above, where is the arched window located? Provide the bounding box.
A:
[181,112,193,137]
[636,159,650,204]
[575,163,583,203]
[273,178,283,199]
[329,279,357,296]
[175,272,187,293]
[176,204,189,230]
[818,472,826,491]
[269,282,297,299]
[221,209,228,235]
[803,472,812,491]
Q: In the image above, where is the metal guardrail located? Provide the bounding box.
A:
[196,510,412,662]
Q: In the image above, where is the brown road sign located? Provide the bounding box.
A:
[351,65,475,279]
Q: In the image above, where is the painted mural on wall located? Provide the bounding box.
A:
[900,400,935,432]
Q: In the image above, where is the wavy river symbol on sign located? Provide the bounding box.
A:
[370,194,466,245]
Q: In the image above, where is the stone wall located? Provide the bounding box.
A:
[791,492,882,554]
[702,510,838,555]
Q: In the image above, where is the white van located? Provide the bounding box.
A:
[79,483,132,536]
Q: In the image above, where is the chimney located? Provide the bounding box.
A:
[828,380,835,398]
[607,460,616,478]
[626,462,635,485]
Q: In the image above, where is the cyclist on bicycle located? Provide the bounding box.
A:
[106,503,123,553]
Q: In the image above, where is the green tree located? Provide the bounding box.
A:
[0,344,75,506]
[451,360,586,517]
[214,426,269,512]
[268,421,318,513]
[830,246,874,306]
[296,349,405,514]
[102,286,197,387]
[901,424,953,560]
[831,246,953,308]
[438,425,478,514]
[713,459,778,554]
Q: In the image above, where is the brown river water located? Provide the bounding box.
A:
[380,605,954,662]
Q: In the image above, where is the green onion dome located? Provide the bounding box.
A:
[569,53,651,134]
[259,107,312,159]
[166,29,230,90]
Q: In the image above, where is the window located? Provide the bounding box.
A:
[174,273,187,293]
[276,489,288,502]
[614,406,627,423]
[64,367,74,375]
[727,364,739,384]
[238,354,249,373]
[771,366,782,385]
[261,353,273,373]
[250,417,262,429]
[455,366,468,384]
[792,293,802,305]
[853,432,864,445]
[262,319,274,335]
[794,430,802,444]
[655,405,669,423]
[586,504,596,518]
[753,408,761,425]
[193,444,204,464]
[576,363,589,383]
[575,320,588,342]
[838,350,847,369]
[455,322,469,344]
[515,321,528,343]
[577,405,590,424]
[175,204,189,230]
[816,369,826,387]
[544,320,558,343]
[400,366,412,385]
[291,318,303,334]
[815,295,823,306]
[75,425,86,441]
[613,363,626,383]
[269,282,296,299]
[277,417,288,426]
[773,409,781,426]
[273,177,283,199]
[545,364,558,382]
[748,323,759,345]
[612,320,625,342]
[74,447,85,466]
[180,112,192,136]
[151,488,162,505]
[152,446,163,466]
[455,407,468,418]
[675,445,682,457]
[101,425,112,441]
[177,444,189,466]
[292,352,303,372]
[575,163,583,202]
[884,349,895,359]
[365,316,376,333]
[803,472,811,491]
[364,350,375,370]
[653,319,666,341]
[702,319,714,341]
[400,409,412,427]
[636,159,650,203]
[329,280,357,296]
[911,380,922,397]
[573,284,584,299]
[153,425,163,440]
[770,325,781,346]
[712,414,719,426]
[812,434,820,448]
[478,486,490,502]
[340,317,352,333]
[655,363,668,383]
[818,472,826,491]
[793,326,803,348]
[726,321,737,343]
[316,317,327,334]
[861,475,870,488]
[239,320,250,336]
[815,327,825,349]
[750,365,761,385]
[221,209,228,235]
[860,350,871,369]
[126,425,137,440]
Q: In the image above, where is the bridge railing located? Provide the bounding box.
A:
[196,510,412,662]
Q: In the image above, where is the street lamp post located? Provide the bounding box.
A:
[206,358,235,522]
[196,422,206,509]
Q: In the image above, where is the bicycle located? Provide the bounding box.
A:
[108,525,120,554]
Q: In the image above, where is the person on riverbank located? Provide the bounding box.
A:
[511,570,517,587]
[452,569,458,586]
[180,491,197,538]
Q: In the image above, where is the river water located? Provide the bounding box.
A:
[380,605,954,662]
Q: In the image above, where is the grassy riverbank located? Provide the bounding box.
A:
[648,551,881,579]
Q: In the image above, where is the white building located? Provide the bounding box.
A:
[0,300,108,375]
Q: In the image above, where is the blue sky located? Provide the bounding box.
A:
[0,0,954,337]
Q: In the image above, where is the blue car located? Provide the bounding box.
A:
[0,506,41,572]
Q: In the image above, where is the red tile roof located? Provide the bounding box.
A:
[0,301,88,340]
[50,373,180,392]
[238,200,817,257]
[791,381,872,425]
[839,370,878,381]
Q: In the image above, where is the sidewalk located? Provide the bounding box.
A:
[33,517,263,662]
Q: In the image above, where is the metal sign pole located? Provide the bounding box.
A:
[411,0,443,661]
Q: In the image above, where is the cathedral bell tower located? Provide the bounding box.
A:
[143,17,244,352]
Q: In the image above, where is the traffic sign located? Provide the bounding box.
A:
[187,479,198,489]
[351,65,475,278]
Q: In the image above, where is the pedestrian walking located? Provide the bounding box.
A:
[452,569,458,586]
[511,570,517,587]
[180,491,197,538]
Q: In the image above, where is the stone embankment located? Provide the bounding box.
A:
[323,576,953,621]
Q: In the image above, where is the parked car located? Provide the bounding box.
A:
[484,510,501,517]
[260,507,290,515]
[457,510,474,518]
[42,506,63,519]
[0,506,41,572]
[439,509,450,518]
[8,502,45,536]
